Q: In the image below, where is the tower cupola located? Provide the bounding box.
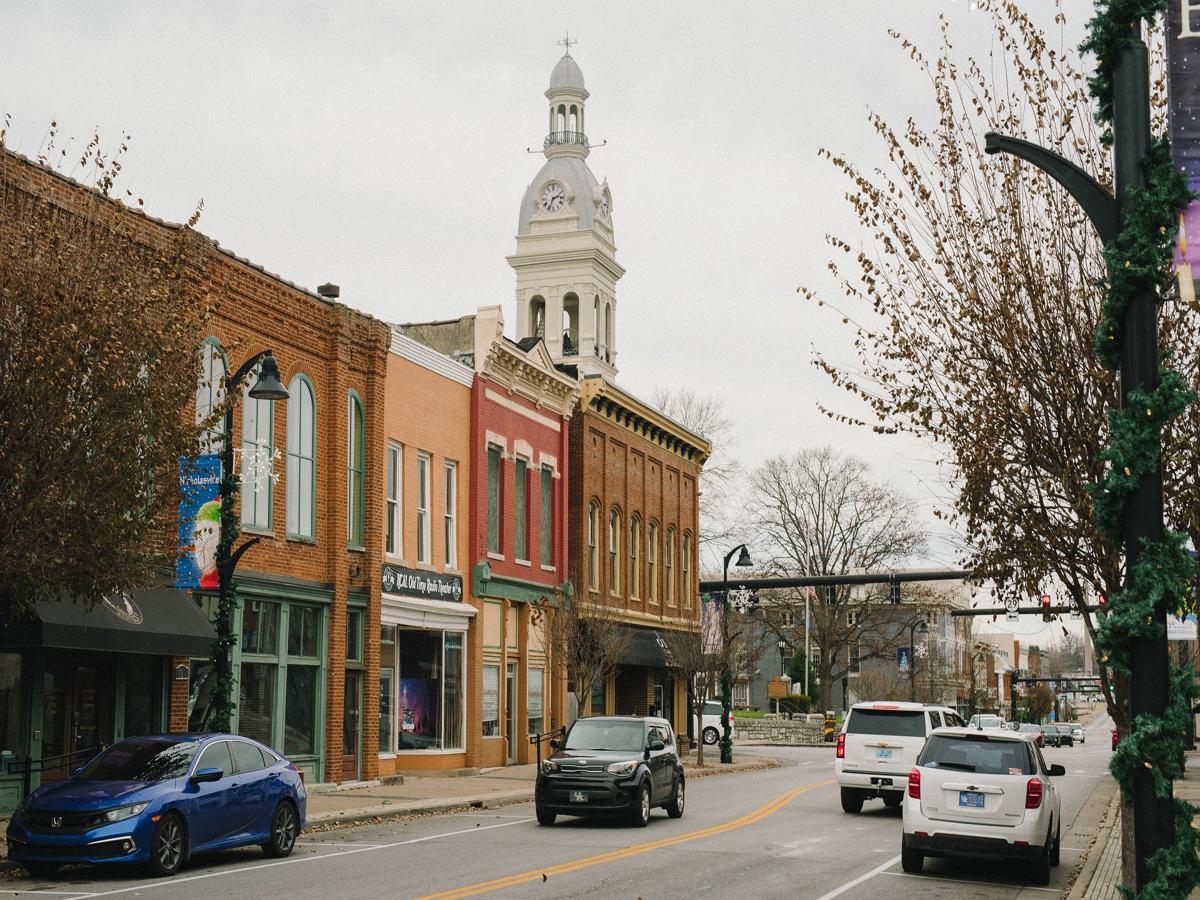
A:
[544,47,589,160]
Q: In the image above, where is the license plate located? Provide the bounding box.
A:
[570,790,587,803]
[959,791,985,808]
[875,748,892,759]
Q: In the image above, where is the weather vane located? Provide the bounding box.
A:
[558,31,577,55]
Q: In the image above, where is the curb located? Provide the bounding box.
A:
[1064,779,1121,900]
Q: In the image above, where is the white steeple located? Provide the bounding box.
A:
[507,43,623,380]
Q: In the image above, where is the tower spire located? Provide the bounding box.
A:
[557,31,577,56]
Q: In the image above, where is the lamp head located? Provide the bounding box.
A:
[735,546,752,568]
[248,351,289,401]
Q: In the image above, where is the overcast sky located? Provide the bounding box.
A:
[5,1,1096,640]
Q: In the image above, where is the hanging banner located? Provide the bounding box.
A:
[1167,2,1200,278]
[898,646,912,678]
[701,593,723,655]
[176,454,222,590]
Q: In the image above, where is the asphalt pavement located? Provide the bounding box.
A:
[0,714,1116,899]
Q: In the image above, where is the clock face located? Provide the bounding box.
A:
[600,190,611,219]
[540,183,566,212]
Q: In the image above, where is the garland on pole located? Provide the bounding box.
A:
[210,457,240,734]
[1082,1,1200,896]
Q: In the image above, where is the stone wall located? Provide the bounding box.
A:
[734,714,827,745]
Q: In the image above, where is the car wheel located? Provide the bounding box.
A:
[536,806,556,826]
[628,781,651,828]
[262,801,299,859]
[900,838,924,873]
[22,861,60,879]
[882,793,903,808]
[146,813,186,877]
[702,727,719,745]
[840,787,865,814]
[666,777,685,818]
[1030,834,1052,885]
[1050,823,1061,867]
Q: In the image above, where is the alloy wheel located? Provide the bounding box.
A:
[274,804,297,854]
[640,785,650,823]
[155,818,183,872]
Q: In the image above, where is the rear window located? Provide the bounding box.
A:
[846,709,925,738]
[703,703,723,716]
[918,734,1033,775]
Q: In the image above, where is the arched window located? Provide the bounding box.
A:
[587,502,599,591]
[240,363,274,530]
[605,303,613,361]
[629,517,641,598]
[195,338,227,452]
[563,294,579,354]
[593,296,600,355]
[683,533,693,608]
[648,523,659,603]
[609,509,622,596]
[666,528,676,605]
[530,296,546,339]
[347,391,365,547]
[569,105,578,133]
[286,375,316,539]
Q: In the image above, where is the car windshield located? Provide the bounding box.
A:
[846,709,925,738]
[564,720,645,752]
[1019,724,1040,733]
[77,738,198,782]
[703,703,722,716]
[918,734,1034,775]
[977,716,1003,728]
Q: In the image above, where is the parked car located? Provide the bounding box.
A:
[6,734,306,878]
[1017,723,1045,748]
[1040,725,1061,748]
[968,714,1007,731]
[1069,723,1085,744]
[700,701,736,746]
[835,701,965,813]
[1052,725,1074,747]
[535,716,684,827]
[901,727,1065,885]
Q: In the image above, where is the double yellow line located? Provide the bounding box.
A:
[421,777,834,899]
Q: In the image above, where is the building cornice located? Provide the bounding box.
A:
[389,328,474,387]
[481,339,580,419]
[505,246,625,282]
[579,377,711,466]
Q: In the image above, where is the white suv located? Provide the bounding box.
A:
[835,701,965,812]
[901,727,1065,885]
[700,701,736,745]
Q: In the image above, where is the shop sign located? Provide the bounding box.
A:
[1168,614,1198,641]
[381,564,464,602]
[176,454,221,590]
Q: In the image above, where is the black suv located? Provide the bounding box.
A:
[535,716,685,827]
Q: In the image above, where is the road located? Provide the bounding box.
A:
[3,715,1114,899]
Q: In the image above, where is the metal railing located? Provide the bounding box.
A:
[6,746,103,800]
[528,726,566,768]
[543,131,589,150]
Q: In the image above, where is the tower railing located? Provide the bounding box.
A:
[544,131,589,150]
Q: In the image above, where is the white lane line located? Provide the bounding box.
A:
[72,818,535,899]
[296,841,389,847]
[813,854,901,900]
[881,870,1060,892]
[0,892,96,897]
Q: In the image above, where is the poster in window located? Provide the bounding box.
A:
[482,667,500,723]
[528,670,544,717]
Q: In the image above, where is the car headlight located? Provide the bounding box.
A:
[540,759,560,774]
[97,802,149,825]
[606,760,638,776]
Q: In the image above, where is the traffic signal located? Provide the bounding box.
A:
[1098,593,1107,610]
[890,578,901,604]
[1041,593,1053,622]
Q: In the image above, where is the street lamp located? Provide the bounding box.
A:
[211,349,288,733]
[777,638,788,715]
[720,544,752,764]
[908,619,928,702]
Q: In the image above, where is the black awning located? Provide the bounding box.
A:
[4,586,216,658]
[616,626,669,668]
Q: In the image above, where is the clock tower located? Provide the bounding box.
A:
[507,47,624,380]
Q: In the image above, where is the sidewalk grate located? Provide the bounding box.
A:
[1084,812,1123,900]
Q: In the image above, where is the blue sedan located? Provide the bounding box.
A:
[7,734,306,877]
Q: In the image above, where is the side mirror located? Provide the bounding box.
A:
[1048,764,1066,777]
[549,738,561,750]
[190,767,223,784]
[647,740,666,753]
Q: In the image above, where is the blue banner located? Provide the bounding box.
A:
[176,454,222,590]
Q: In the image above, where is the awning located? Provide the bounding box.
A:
[616,626,669,668]
[3,586,216,657]
[382,592,477,632]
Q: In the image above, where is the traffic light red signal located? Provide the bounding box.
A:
[1041,593,1053,622]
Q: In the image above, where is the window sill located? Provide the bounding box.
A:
[347,544,366,553]
[241,525,274,537]
[540,565,556,573]
[414,560,437,572]
[286,534,318,545]
[515,558,532,568]
[444,565,461,575]
[384,555,410,567]
[487,552,505,562]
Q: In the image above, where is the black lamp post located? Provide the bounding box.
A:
[985,27,1171,889]
[211,350,288,734]
[777,638,788,714]
[720,544,752,764]
[908,620,928,702]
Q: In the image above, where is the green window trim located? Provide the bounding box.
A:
[347,390,365,548]
[539,466,553,566]
[514,458,528,561]
[196,337,228,454]
[487,445,502,555]
[286,374,317,540]
[240,364,275,531]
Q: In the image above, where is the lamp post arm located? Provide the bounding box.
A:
[983,132,1119,245]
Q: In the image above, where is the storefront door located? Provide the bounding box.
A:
[42,659,111,781]
[505,662,517,764]
[342,670,361,782]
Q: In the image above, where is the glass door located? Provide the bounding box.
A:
[505,662,517,764]
[342,670,361,782]
[42,660,110,781]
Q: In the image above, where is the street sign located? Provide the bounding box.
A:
[1005,598,1019,623]
[1168,614,1198,641]
[767,677,789,700]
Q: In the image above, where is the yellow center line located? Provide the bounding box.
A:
[419,777,835,899]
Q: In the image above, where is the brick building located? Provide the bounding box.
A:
[402,306,578,766]
[378,328,475,773]
[0,148,390,810]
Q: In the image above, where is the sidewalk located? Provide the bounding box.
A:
[304,750,778,828]
[1068,750,1200,899]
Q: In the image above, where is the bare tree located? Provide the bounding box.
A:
[661,627,723,767]
[1048,631,1085,674]
[746,447,928,709]
[0,129,212,623]
[535,597,632,722]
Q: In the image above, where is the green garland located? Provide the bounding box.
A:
[210,458,240,734]
[1082,2,1200,896]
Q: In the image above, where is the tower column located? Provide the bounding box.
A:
[546,291,564,358]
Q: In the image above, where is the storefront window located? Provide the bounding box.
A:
[289,605,320,657]
[0,654,24,760]
[188,659,216,732]
[346,609,363,663]
[380,669,394,754]
[527,669,544,735]
[482,664,500,737]
[239,663,276,747]
[242,600,280,655]
[443,634,464,750]
[123,657,160,739]
[285,666,318,756]
[590,678,605,716]
[397,630,440,749]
